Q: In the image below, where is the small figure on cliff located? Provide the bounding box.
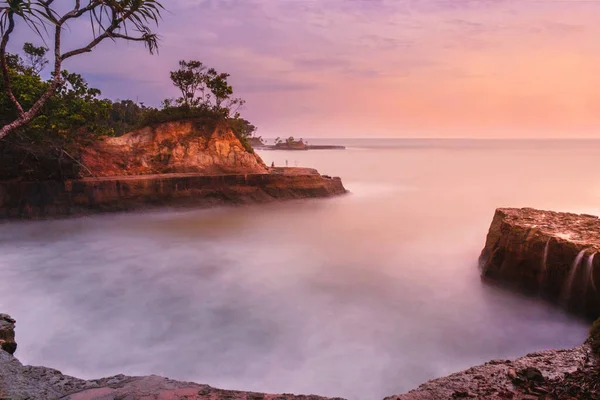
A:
[271,161,275,168]
[285,160,288,167]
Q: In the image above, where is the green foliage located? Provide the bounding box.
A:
[228,117,257,139]
[109,99,150,136]
[0,45,116,179]
[168,59,245,117]
[0,49,259,179]
[591,318,600,356]
[22,42,47,73]
[170,60,206,108]
[140,103,221,127]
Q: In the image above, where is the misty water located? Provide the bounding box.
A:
[1,139,597,400]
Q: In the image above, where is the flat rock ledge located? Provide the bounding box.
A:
[0,168,347,220]
[480,208,600,318]
[1,314,599,400]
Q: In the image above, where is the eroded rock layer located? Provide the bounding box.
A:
[479,208,600,317]
[81,120,268,177]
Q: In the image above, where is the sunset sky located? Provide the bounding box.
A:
[14,0,600,138]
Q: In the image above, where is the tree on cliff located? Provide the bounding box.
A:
[170,60,206,108]
[169,59,245,117]
[0,44,119,179]
[0,0,164,140]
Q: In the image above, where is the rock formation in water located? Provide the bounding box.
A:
[81,120,267,177]
[0,119,347,218]
[479,208,600,318]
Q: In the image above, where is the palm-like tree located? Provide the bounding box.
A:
[0,0,164,139]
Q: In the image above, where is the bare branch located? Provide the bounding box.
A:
[0,10,24,116]
[0,0,164,139]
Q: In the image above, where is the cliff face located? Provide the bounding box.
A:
[479,208,600,318]
[81,120,267,177]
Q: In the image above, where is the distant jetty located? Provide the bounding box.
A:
[256,144,346,151]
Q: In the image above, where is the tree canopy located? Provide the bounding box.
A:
[168,59,244,117]
[0,48,262,179]
[0,0,164,139]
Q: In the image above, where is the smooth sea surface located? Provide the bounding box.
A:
[1,138,597,399]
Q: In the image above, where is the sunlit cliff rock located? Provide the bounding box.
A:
[81,119,268,177]
[479,208,600,318]
[0,120,347,218]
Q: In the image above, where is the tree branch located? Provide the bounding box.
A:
[0,1,163,139]
[0,11,25,116]
[61,9,134,60]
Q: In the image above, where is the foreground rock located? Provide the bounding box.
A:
[0,352,341,400]
[388,342,598,400]
[2,313,599,400]
[0,314,342,400]
[479,208,600,318]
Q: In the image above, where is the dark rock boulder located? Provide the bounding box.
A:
[479,208,600,318]
[0,314,16,355]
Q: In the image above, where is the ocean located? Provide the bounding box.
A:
[0,138,595,399]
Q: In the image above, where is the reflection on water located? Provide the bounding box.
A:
[0,139,596,400]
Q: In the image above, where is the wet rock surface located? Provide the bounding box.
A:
[0,314,16,355]
[387,343,599,400]
[0,352,342,400]
[479,208,600,317]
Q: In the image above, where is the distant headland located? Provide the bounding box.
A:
[250,136,346,151]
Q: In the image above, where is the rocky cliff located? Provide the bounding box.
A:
[81,119,268,177]
[1,314,598,399]
[479,208,600,318]
[0,119,348,218]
